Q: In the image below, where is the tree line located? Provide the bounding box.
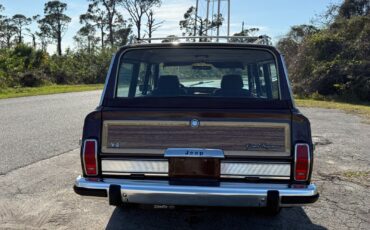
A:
[0,0,162,88]
[1,0,368,102]
[277,0,369,101]
[0,0,228,89]
[0,0,162,54]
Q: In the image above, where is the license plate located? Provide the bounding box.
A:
[165,148,224,179]
[168,158,220,178]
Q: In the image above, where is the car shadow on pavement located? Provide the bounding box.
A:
[106,206,326,230]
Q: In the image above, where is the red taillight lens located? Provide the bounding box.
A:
[294,143,310,181]
[83,139,98,176]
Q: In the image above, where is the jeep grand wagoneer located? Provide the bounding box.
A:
[74,36,319,215]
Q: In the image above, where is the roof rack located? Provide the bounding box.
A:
[129,35,271,45]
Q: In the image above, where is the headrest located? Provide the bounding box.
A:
[221,74,244,90]
[157,75,180,90]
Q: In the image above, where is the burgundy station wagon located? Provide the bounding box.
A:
[74,36,319,215]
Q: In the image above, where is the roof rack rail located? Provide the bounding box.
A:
[128,35,271,45]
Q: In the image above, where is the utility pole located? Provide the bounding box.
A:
[216,0,221,41]
[206,0,210,36]
[227,0,230,37]
[194,0,199,41]
[202,0,231,41]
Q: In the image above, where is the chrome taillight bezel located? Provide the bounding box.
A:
[294,143,310,181]
[83,139,98,176]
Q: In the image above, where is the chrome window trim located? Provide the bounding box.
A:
[83,139,98,176]
[294,143,311,181]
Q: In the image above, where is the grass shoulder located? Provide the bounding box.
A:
[0,84,104,99]
[296,98,370,122]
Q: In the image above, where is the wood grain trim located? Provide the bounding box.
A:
[102,120,291,156]
[102,120,188,152]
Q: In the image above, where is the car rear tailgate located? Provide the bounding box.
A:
[99,108,293,180]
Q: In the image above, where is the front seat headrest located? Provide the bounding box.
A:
[221,74,244,90]
[157,75,180,91]
[152,75,186,96]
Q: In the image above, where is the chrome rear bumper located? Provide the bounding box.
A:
[74,176,319,207]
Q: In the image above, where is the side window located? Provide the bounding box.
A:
[117,62,156,97]
[258,65,267,97]
[135,63,156,97]
[256,63,279,99]
[134,63,148,97]
[241,74,249,90]
[117,63,134,97]
[270,63,279,99]
[246,63,279,99]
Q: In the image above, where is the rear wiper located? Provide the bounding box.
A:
[188,80,214,87]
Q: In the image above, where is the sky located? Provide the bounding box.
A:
[0,0,343,53]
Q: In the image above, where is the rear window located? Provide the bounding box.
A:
[116,48,280,100]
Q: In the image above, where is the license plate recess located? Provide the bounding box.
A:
[165,148,224,179]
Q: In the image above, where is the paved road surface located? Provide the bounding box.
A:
[0,92,369,229]
[0,91,102,174]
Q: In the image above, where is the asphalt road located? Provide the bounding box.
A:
[0,91,102,174]
[0,92,369,229]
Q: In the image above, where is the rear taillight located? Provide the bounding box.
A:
[294,143,310,181]
[83,139,98,176]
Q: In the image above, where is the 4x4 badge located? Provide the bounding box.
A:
[190,119,200,128]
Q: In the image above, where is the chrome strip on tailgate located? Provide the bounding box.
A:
[221,162,290,177]
[101,160,291,177]
[102,159,168,174]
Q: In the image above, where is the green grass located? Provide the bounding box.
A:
[0,84,104,99]
[296,98,370,122]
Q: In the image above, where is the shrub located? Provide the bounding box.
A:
[279,13,370,102]
[19,71,49,87]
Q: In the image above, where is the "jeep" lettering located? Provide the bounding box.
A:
[185,150,204,156]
